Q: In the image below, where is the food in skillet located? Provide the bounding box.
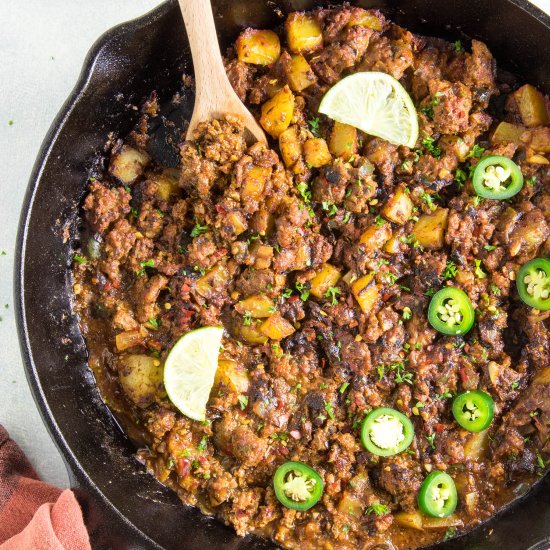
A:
[72,5,550,549]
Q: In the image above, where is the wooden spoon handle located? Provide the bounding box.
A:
[179,0,230,118]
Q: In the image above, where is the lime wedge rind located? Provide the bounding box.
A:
[318,71,419,148]
[163,326,224,422]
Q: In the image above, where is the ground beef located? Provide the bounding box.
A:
[72,5,550,550]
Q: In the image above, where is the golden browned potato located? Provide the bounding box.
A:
[384,233,402,254]
[524,126,550,153]
[286,54,316,92]
[491,121,526,146]
[260,313,295,340]
[242,165,271,201]
[393,511,423,531]
[236,28,281,65]
[109,144,150,184]
[196,263,230,299]
[303,138,332,167]
[215,359,250,393]
[423,516,462,529]
[359,223,393,252]
[279,125,303,169]
[382,185,413,225]
[118,354,163,408]
[511,84,549,127]
[115,330,145,351]
[285,13,323,53]
[411,208,449,249]
[463,429,489,460]
[239,320,269,345]
[351,273,380,315]
[309,263,342,299]
[328,122,357,161]
[337,492,363,518]
[235,294,275,318]
[347,8,383,30]
[149,168,181,201]
[224,211,247,237]
[260,86,295,138]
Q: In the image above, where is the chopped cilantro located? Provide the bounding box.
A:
[420,192,437,211]
[444,527,457,541]
[73,254,87,265]
[242,312,253,326]
[308,117,320,136]
[526,176,537,186]
[466,144,486,159]
[443,260,457,280]
[366,502,388,516]
[425,433,436,449]
[238,395,249,410]
[191,220,209,237]
[197,436,208,452]
[474,259,487,279]
[484,244,497,251]
[295,282,310,301]
[147,318,159,330]
[402,307,412,320]
[339,382,350,394]
[324,286,341,305]
[454,168,467,188]
[375,214,386,227]
[324,401,336,420]
[452,39,463,52]
[422,135,441,158]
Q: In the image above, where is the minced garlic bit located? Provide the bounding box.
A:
[369,414,405,450]
[283,472,316,502]
[524,270,550,299]
[436,299,462,326]
[481,164,511,191]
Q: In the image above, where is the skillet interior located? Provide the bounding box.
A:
[15,0,550,548]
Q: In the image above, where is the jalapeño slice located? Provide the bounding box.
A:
[361,407,415,456]
[428,287,475,336]
[418,471,458,517]
[273,461,323,511]
[517,258,550,310]
[452,390,494,432]
[472,155,523,200]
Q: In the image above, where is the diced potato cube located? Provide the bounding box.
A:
[239,320,269,345]
[384,234,401,254]
[525,127,550,153]
[196,263,230,299]
[118,354,163,408]
[423,516,462,529]
[382,185,413,225]
[225,211,247,237]
[411,208,449,250]
[260,86,295,138]
[359,223,392,252]
[279,125,303,169]
[329,122,357,161]
[150,168,181,201]
[309,263,342,299]
[337,492,364,518]
[260,313,295,340]
[491,121,526,146]
[250,242,274,270]
[235,294,275,318]
[286,54,316,92]
[285,13,323,53]
[242,165,271,202]
[303,138,332,167]
[236,29,281,65]
[394,511,424,531]
[215,359,249,393]
[463,429,489,460]
[351,273,380,315]
[512,84,549,127]
[527,154,549,164]
[535,366,550,384]
[109,144,150,184]
[115,330,145,351]
[347,8,383,30]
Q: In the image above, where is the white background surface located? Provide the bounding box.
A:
[0,0,549,490]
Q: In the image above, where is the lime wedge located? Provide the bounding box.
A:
[318,71,419,148]
[163,326,224,421]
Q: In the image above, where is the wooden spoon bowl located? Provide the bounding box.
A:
[178,0,266,143]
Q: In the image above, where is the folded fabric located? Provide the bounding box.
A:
[0,425,90,549]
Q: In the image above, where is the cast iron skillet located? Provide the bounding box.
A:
[15,0,550,548]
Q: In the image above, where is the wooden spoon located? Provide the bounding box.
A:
[178,0,266,143]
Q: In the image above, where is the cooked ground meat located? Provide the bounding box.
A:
[72,6,550,550]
